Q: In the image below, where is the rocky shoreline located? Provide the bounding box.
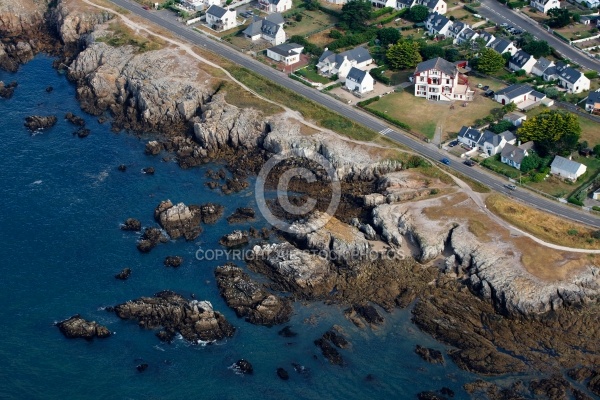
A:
[6,1,600,397]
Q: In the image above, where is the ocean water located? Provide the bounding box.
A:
[0,55,479,399]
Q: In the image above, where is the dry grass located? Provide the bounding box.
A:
[486,194,600,250]
[307,28,336,47]
[284,9,338,37]
[219,81,283,116]
[96,21,165,52]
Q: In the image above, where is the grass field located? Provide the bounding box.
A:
[366,91,498,139]
[486,194,600,249]
[307,28,337,47]
[284,9,338,37]
[295,65,331,84]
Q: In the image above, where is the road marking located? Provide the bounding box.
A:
[379,128,393,135]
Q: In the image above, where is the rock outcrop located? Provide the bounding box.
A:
[113,290,235,343]
[136,227,167,253]
[154,200,202,241]
[219,230,249,248]
[163,256,183,268]
[214,264,292,326]
[200,203,224,224]
[415,345,445,365]
[24,115,57,131]
[115,267,131,280]
[0,81,17,98]
[56,314,111,339]
[226,207,255,223]
[120,218,141,231]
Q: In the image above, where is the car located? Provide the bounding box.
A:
[513,30,522,35]
[448,140,458,147]
[482,85,489,91]
[441,158,451,165]
[505,184,517,191]
[477,83,483,88]
[484,89,495,97]
[500,23,508,27]
[473,14,482,18]
[142,5,150,9]
[464,159,475,167]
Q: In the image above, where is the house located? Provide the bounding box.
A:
[593,188,600,200]
[398,0,447,13]
[487,38,518,56]
[373,0,396,8]
[508,50,537,74]
[503,111,527,126]
[585,90,600,113]
[413,57,474,101]
[456,28,479,45]
[258,0,292,13]
[266,43,304,65]
[557,66,590,94]
[581,13,600,25]
[185,0,216,11]
[242,14,285,45]
[542,61,567,81]
[494,84,546,109]
[425,12,453,36]
[550,156,587,181]
[447,21,468,42]
[317,46,372,79]
[457,126,483,148]
[501,141,534,170]
[531,57,554,77]
[480,129,517,156]
[205,5,237,31]
[345,67,374,95]
[478,31,496,46]
[530,0,560,13]
[327,0,348,4]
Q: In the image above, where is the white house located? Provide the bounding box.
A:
[480,129,517,156]
[494,84,546,109]
[585,90,600,113]
[327,0,348,4]
[503,111,527,126]
[530,0,560,14]
[447,21,468,43]
[266,43,304,65]
[487,38,518,56]
[478,31,496,47]
[425,12,454,36]
[414,57,474,101]
[258,0,292,13]
[557,66,591,94]
[345,67,374,95]
[185,0,216,11]
[550,156,587,181]
[317,47,372,79]
[457,126,483,148]
[242,14,286,45]
[531,57,554,77]
[205,5,237,31]
[593,188,600,200]
[398,0,447,13]
[456,28,479,45]
[373,0,396,8]
[501,141,534,170]
[508,50,537,74]
[581,13,600,24]
[542,61,567,81]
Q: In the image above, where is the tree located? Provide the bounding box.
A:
[377,27,401,47]
[340,0,373,32]
[594,144,600,157]
[544,86,559,99]
[490,120,514,134]
[386,39,422,70]
[476,48,506,74]
[547,8,571,28]
[572,12,580,23]
[523,40,551,58]
[303,0,320,10]
[295,14,303,21]
[520,153,542,173]
[517,110,581,156]
[407,5,429,22]
[444,48,460,62]
[420,44,445,60]
[502,102,518,113]
[329,30,343,39]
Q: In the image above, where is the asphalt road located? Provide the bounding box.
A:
[478,0,600,73]
[110,0,600,228]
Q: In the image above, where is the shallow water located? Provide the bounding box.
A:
[0,55,481,399]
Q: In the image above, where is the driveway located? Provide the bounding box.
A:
[328,81,398,104]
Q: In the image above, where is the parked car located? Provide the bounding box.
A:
[505,184,517,191]
[482,85,489,91]
[484,89,495,97]
[448,140,458,147]
[500,23,508,27]
[441,158,451,165]
[464,159,475,167]
[142,5,150,9]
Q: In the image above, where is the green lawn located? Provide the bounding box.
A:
[383,70,413,85]
[482,156,521,179]
[284,9,338,37]
[295,65,331,84]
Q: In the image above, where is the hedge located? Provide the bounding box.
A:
[359,106,412,131]
[377,9,408,25]
[593,206,600,212]
[318,5,341,18]
[372,6,395,18]
[463,4,479,13]
[357,96,381,107]
[552,30,570,43]
[289,73,315,88]
[568,197,584,206]
[370,67,391,85]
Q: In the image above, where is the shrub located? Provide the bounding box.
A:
[532,173,546,182]
[584,70,599,79]
[430,188,440,195]
[568,197,584,206]
[593,230,600,239]
[406,155,427,168]
[593,206,600,213]
[567,229,579,236]
[329,29,343,39]
[295,14,303,22]
[515,69,526,77]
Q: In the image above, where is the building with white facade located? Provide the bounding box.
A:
[413,57,474,101]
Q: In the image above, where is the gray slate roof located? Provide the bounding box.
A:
[504,111,526,122]
[495,84,533,100]
[318,46,372,66]
[458,126,482,143]
[501,142,531,165]
[346,67,369,83]
[207,5,228,18]
[415,57,457,77]
[488,38,512,54]
[448,21,466,35]
[268,43,303,56]
[558,66,584,84]
[427,12,452,32]
[586,90,600,108]
[499,130,516,142]
[551,155,585,175]
[479,31,494,43]
[397,0,414,6]
[243,13,284,36]
[458,28,477,41]
[532,57,553,73]
[509,50,534,69]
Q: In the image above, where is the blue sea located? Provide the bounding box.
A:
[0,55,479,399]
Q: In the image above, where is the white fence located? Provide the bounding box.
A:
[186,16,204,25]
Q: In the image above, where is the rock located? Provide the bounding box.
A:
[573,389,594,400]
[206,181,219,190]
[200,203,224,224]
[56,315,111,339]
[226,207,255,223]
[154,200,202,241]
[417,392,447,400]
[118,164,127,172]
[0,81,17,98]
[214,264,292,326]
[115,268,131,280]
[221,178,249,195]
[121,218,141,231]
[276,367,289,380]
[45,86,53,92]
[314,337,343,366]
[143,167,155,175]
[589,374,600,397]
[113,290,235,343]
[136,227,168,253]
[145,141,162,155]
[24,115,57,131]
[164,256,183,268]
[155,329,176,343]
[219,230,249,248]
[233,359,253,375]
[76,128,90,138]
[323,327,350,349]
[439,388,454,398]
[568,367,594,382]
[529,375,570,399]
[278,326,297,337]
[136,363,148,372]
[65,112,85,126]
[347,304,384,327]
[415,345,445,365]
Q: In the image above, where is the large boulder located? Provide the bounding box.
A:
[24,115,57,131]
[154,200,202,241]
[56,315,111,339]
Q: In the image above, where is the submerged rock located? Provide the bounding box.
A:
[113,290,235,343]
[65,112,85,126]
[136,363,148,372]
[232,359,253,375]
[155,200,202,241]
[215,264,292,326]
[24,115,57,131]
[278,326,297,337]
[415,345,445,365]
[115,268,131,280]
[164,256,183,268]
[56,315,111,339]
[118,164,127,172]
[314,337,343,366]
[142,167,155,175]
[76,128,90,138]
[0,81,17,98]
[277,367,289,380]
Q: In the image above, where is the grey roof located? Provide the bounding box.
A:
[504,111,526,122]
[532,57,553,73]
[261,19,280,36]
[499,130,516,142]
[346,67,369,83]
[509,50,534,69]
[415,57,457,77]
[586,90,600,107]
[458,28,477,41]
[243,14,283,37]
[318,46,372,66]
[207,5,229,18]
[480,130,496,146]
[243,20,262,36]
[479,31,494,43]
[397,0,414,6]
[458,126,482,142]
[501,142,531,165]
[448,21,466,35]
[530,90,546,99]
[551,155,585,175]
[488,38,512,54]
[558,66,584,84]
[265,0,285,4]
[427,12,452,32]
[495,84,534,100]
[268,43,303,56]
[265,13,284,25]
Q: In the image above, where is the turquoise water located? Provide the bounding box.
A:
[0,55,478,399]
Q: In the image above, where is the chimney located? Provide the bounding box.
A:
[324,47,328,52]
[518,140,521,146]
